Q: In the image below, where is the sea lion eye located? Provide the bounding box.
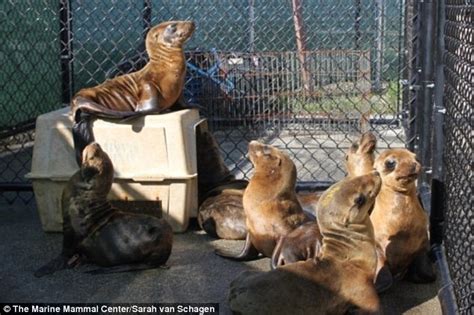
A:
[385,159,396,171]
[354,194,366,207]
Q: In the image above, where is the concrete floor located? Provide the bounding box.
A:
[0,202,441,314]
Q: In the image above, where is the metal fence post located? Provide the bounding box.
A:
[143,0,152,39]
[374,0,384,92]
[430,0,458,313]
[59,0,74,105]
[403,0,419,152]
[416,0,436,187]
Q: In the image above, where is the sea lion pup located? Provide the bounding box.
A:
[195,125,240,203]
[229,172,382,315]
[198,183,248,240]
[371,149,435,284]
[271,132,377,269]
[346,131,377,177]
[34,143,173,277]
[196,126,248,240]
[71,21,195,164]
[215,141,311,260]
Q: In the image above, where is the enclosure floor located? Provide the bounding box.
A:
[1,203,441,314]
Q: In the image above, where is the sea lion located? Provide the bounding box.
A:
[196,125,237,203]
[271,132,377,269]
[371,149,435,283]
[346,131,377,177]
[270,220,322,268]
[198,182,248,240]
[195,125,249,240]
[71,21,195,164]
[34,143,173,277]
[229,171,382,314]
[296,190,324,215]
[215,141,311,260]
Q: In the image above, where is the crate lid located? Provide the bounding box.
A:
[27,107,201,182]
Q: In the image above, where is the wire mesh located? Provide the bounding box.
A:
[0,0,61,204]
[1,1,407,201]
[442,2,473,313]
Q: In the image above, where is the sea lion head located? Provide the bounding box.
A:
[345,132,377,177]
[248,141,297,186]
[81,142,114,196]
[317,171,381,229]
[374,149,420,192]
[146,20,195,52]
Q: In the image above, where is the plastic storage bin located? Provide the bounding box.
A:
[26,107,202,233]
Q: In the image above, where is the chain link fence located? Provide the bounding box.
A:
[1,1,473,312]
[1,0,409,204]
[441,1,473,313]
[0,0,62,203]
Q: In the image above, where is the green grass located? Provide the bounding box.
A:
[287,80,401,116]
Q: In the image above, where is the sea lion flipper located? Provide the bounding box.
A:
[270,236,284,269]
[74,96,161,120]
[215,233,259,261]
[34,255,69,278]
[72,110,95,166]
[84,262,166,275]
[374,265,393,293]
[405,252,436,283]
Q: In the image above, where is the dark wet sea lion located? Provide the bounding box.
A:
[71,21,195,164]
[371,149,435,283]
[35,143,173,277]
[215,141,311,260]
[196,125,236,204]
[271,132,378,269]
[198,181,248,240]
[195,124,249,240]
[229,172,382,314]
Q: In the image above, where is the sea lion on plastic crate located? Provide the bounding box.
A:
[71,21,195,165]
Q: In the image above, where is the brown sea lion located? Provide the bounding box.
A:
[215,141,311,260]
[270,220,322,268]
[271,132,377,269]
[71,21,195,164]
[296,191,324,215]
[346,131,377,177]
[196,126,318,240]
[198,184,248,240]
[371,149,435,283]
[229,171,382,314]
[34,143,173,277]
